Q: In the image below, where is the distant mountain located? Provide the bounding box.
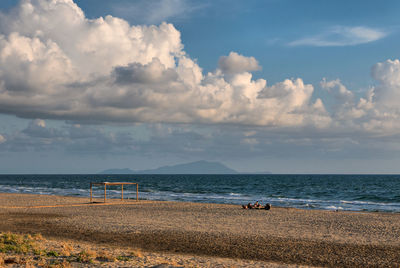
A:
[140,160,238,174]
[99,160,238,174]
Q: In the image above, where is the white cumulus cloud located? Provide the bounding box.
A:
[218,52,261,74]
[319,59,400,134]
[0,0,400,136]
[0,0,331,128]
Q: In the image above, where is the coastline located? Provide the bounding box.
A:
[1,193,400,267]
[1,174,399,213]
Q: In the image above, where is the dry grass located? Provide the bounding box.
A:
[130,249,143,258]
[96,250,116,262]
[0,231,292,267]
[165,260,181,266]
[76,248,97,263]
[60,242,73,256]
[0,232,124,266]
[45,259,71,268]
[31,233,44,241]
[0,232,41,254]
[0,232,97,266]
[116,255,131,261]
[58,259,72,268]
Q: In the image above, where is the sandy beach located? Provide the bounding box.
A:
[1,193,399,267]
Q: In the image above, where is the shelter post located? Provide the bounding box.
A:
[104,184,107,203]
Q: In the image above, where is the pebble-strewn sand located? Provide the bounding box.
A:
[1,193,400,267]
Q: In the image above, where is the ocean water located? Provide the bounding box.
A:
[0,174,399,212]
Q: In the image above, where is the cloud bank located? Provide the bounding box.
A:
[0,0,398,136]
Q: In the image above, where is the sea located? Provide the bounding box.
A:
[0,174,399,213]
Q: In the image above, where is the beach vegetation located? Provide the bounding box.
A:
[45,259,71,268]
[76,249,96,263]
[23,258,37,268]
[130,249,143,258]
[0,232,39,254]
[116,255,131,261]
[0,232,72,266]
[96,250,116,262]
[32,248,47,256]
[0,232,169,267]
[31,233,44,241]
[60,242,73,256]
[46,250,60,257]
[35,257,48,267]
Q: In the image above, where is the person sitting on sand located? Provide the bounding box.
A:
[242,202,253,209]
[242,201,263,209]
[242,202,271,210]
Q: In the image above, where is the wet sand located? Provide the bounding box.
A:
[1,193,399,267]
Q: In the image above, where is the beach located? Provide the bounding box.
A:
[1,193,400,267]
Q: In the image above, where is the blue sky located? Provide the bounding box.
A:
[74,0,399,86]
[0,0,399,173]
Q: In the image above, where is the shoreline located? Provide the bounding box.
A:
[1,193,400,267]
[1,191,399,214]
[1,173,399,214]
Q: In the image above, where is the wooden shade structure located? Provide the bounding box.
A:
[90,182,138,203]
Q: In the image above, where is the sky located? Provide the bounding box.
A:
[0,0,399,174]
